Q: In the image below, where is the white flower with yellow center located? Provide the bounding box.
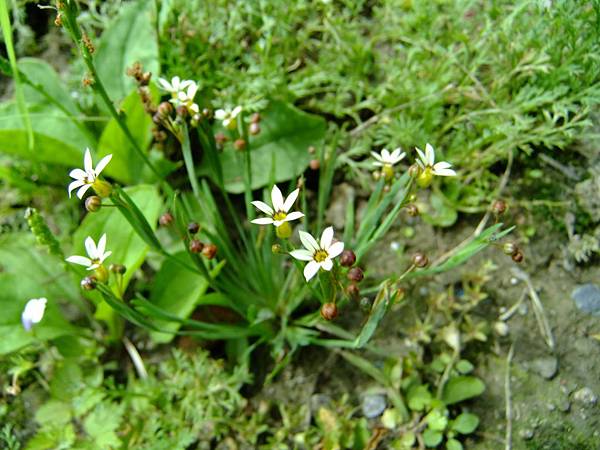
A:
[66,234,112,282]
[251,185,304,238]
[215,105,242,130]
[21,297,47,331]
[68,148,112,199]
[415,143,456,187]
[170,82,200,114]
[371,147,406,180]
[157,76,195,98]
[290,227,344,282]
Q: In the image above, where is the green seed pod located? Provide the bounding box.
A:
[24,208,63,258]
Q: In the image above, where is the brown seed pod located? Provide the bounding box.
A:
[412,252,429,268]
[249,122,261,135]
[157,101,173,118]
[202,243,218,259]
[215,132,228,147]
[250,112,261,124]
[511,249,524,263]
[189,239,204,254]
[202,108,212,118]
[347,267,364,282]
[492,199,507,215]
[347,283,360,299]
[187,222,200,234]
[109,264,126,274]
[340,250,356,267]
[159,212,174,227]
[234,139,247,151]
[80,276,97,291]
[85,196,102,212]
[406,204,419,217]
[320,302,338,321]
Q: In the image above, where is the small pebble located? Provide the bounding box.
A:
[573,387,598,406]
[571,284,600,316]
[361,393,387,418]
[529,356,558,380]
[559,400,571,413]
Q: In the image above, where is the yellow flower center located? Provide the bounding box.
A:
[273,211,287,221]
[314,250,329,263]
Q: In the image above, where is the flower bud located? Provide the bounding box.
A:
[81,276,97,291]
[359,297,372,312]
[309,159,320,170]
[202,108,212,118]
[202,243,218,259]
[159,212,174,227]
[347,267,364,282]
[347,283,360,299]
[157,101,173,118]
[187,222,200,234]
[383,184,391,193]
[176,105,188,118]
[502,242,517,255]
[234,139,246,151]
[340,250,356,267]
[308,145,316,154]
[320,302,338,321]
[408,164,420,178]
[109,264,126,274]
[511,249,524,263]
[250,112,261,123]
[249,122,261,135]
[140,72,151,86]
[272,243,282,254]
[85,196,102,212]
[406,204,419,217]
[492,199,507,215]
[408,194,417,203]
[189,239,204,253]
[372,171,381,181]
[494,321,509,337]
[215,132,228,148]
[411,252,428,268]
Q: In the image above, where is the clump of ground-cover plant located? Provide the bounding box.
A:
[0,0,597,449]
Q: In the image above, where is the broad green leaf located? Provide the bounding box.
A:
[83,402,123,449]
[442,376,485,405]
[97,87,158,184]
[95,0,159,102]
[35,400,72,427]
[407,385,432,411]
[0,233,80,355]
[447,438,464,450]
[149,251,210,343]
[455,359,475,374]
[422,428,443,447]
[422,191,458,227]
[72,185,162,292]
[451,412,480,434]
[425,409,448,431]
[209,101,326,193]
[0,102,91,165]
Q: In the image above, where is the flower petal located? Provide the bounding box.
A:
[68,180,85,198]
[98,250,112,264]
[381,148,390,162]
[85,236,97,259]
[69,168,87,180]
[371,151,383,162]
[433,161,452,170]
[415,147,427,166]
[432,167,457,177]
[425,143,435,166]
[284,211,304,222]
[290,249,313,261]
[231,105,242,117]
[83,148,93,173]
[94,154,112,175]
[251,217,275,225]
[320,258,333,271]
[372,161,384,167]
[282,188,300,212]
[97,234,107,258]
[299,230,319,252]
[271,185,284,212]
[66,255,92,267]
[327,241,344,259]
[157,77,172,91]
[251,200,274,216]
[303,260,320,282]
[214,109,227,120]
[320,226,334,250]
[76,184,93,199]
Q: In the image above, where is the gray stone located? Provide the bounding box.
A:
[571,284,600,316]
[361,393,387,418]
[529,356,558,380]
[559,400,571,413]
[519,429,534,440]
[573,387,598,407]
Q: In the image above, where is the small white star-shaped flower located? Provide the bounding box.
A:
[21,297,47,331]
[157,76,195,97]
[170,82,200,114]
[415,143,456,177]
[371,148,406,167]
[215,105,242,129]
[68,148,112,199]
[66,234,112,270]
[251,185,304,227]
[290,227,344,282]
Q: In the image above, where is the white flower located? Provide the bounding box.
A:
[157,76,195,96]
[215,105,242,129]
[371,148,406,167]
[170,82,200,114]
[66,234,112,270]
[251,185,304,227]
[290,227,344,282]
[68,148,112,199]
[415,143,456,177]
[21,298,47,331]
